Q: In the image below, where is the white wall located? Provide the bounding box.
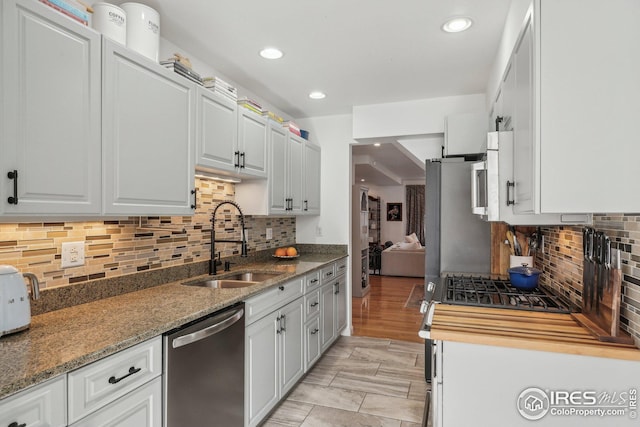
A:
[486,0,533,108]
[352,94,486,139]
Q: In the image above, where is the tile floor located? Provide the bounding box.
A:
[263,336,430,427]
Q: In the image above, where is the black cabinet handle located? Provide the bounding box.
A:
[276,315,282,334]
[191,188,197,209]
[278,285,285,291]
[9,422,26,427]
[280,313,286,332]
[506,181,515,206]
[234,151,240,168]
[334,282,340,294]
[304,200,308,211]
[240,152,245,168]
[108,366,141,384]
[309,278,319,284]
[7,170,18,205]
[310,328,319,335]
[310,301,319,308]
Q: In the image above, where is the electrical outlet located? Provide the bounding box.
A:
[316,226,323,237]
[266,228,273,240]
[61,241,85,268]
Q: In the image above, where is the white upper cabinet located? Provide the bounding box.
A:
[0,0,101,216]
[237,108,268,178]
[498,0,640,214]
[195,87,238,174]
[102,39,196,216]
[302,141,321,215]
[235,125,320,216]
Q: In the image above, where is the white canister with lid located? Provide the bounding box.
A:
[91,3,127,45]
[120,2,160,62]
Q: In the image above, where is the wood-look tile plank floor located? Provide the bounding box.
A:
[263,275,431,427]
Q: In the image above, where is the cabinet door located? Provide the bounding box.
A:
[1,0,101,215]
[102,39,195,216]
[320,283,336,351]
[237,108,267,178]
[195,86,237,174]
[0,375,66,427]
[334,276,347,334]
[245,312,279,427]
[303,142,321,215]
[279,298,304,396]
[71,377,161,427]
[304,316,321,372]
[268,122,288,214]
[288,134,304,213]
[512,16,535,215]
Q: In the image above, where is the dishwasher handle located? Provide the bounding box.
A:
[172,307,244,348]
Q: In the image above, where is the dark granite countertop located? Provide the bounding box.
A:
[0,252,347,400]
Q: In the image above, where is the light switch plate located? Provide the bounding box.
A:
[61,241,85,268]
[266,228,273,240]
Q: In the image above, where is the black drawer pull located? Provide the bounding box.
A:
[7,170,18,205]
[108,366,141,384]
[234,151,240,168]
[310,328,319,335]
[310,302,319,308]
[309,278,319,284]
[240,152,246,168]
[278,285,285,291]
[9,422,26,427]
[191,188,197,209]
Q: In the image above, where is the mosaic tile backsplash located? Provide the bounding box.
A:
[536,214,640,347]
[0,178,296,289]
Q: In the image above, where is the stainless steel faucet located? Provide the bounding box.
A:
[210,201,247,275]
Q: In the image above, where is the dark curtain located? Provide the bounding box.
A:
[406,185,425,244]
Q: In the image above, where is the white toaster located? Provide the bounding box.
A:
[0,265,40,337]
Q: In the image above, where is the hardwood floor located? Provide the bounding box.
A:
[351,275,425,343]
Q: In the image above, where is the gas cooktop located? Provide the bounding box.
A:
[440,275,574,314]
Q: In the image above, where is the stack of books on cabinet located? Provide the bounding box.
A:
[237,97,263,115]
[39,0,89,25]
[160,58,204,86]
[282,121,301,137]
[202,76,237,101]
[262,110,284,124]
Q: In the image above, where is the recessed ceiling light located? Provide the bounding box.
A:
[374,143,381,147]
[442,17,473,33]
[259,47,283,59]
[309,91,326,100]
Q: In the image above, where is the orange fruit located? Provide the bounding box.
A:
[275,248,287,256]
[286,247,298,256]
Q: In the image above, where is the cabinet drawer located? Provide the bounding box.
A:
[335,258,347,278]
[320,263,336,282]
[0,375,66,427]
[245,278,303,324]
[71,377,162,427]
[303,270,321,293]
[68,336,162,423]
[304,289,321,321]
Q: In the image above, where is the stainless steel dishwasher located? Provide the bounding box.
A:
[164,303,245,427]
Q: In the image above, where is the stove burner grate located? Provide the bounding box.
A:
[443,276,572,313]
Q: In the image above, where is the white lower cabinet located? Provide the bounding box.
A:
[67,337,162,424]
[304,316,321,371]
[320,274,347,352]
[245,297,304,427]
[0,375,67,427]
[71,377,161,427]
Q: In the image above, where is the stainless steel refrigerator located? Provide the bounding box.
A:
[424,158,491,281]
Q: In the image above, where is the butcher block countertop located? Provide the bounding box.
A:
[430,304,640,361]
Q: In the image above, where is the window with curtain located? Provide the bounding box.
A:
[405,185,425,244]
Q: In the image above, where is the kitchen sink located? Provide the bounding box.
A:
[182,272,283,289]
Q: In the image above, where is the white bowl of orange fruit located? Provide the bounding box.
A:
[273,246,299,258]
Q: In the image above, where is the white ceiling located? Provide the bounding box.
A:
[111,0,512,184]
